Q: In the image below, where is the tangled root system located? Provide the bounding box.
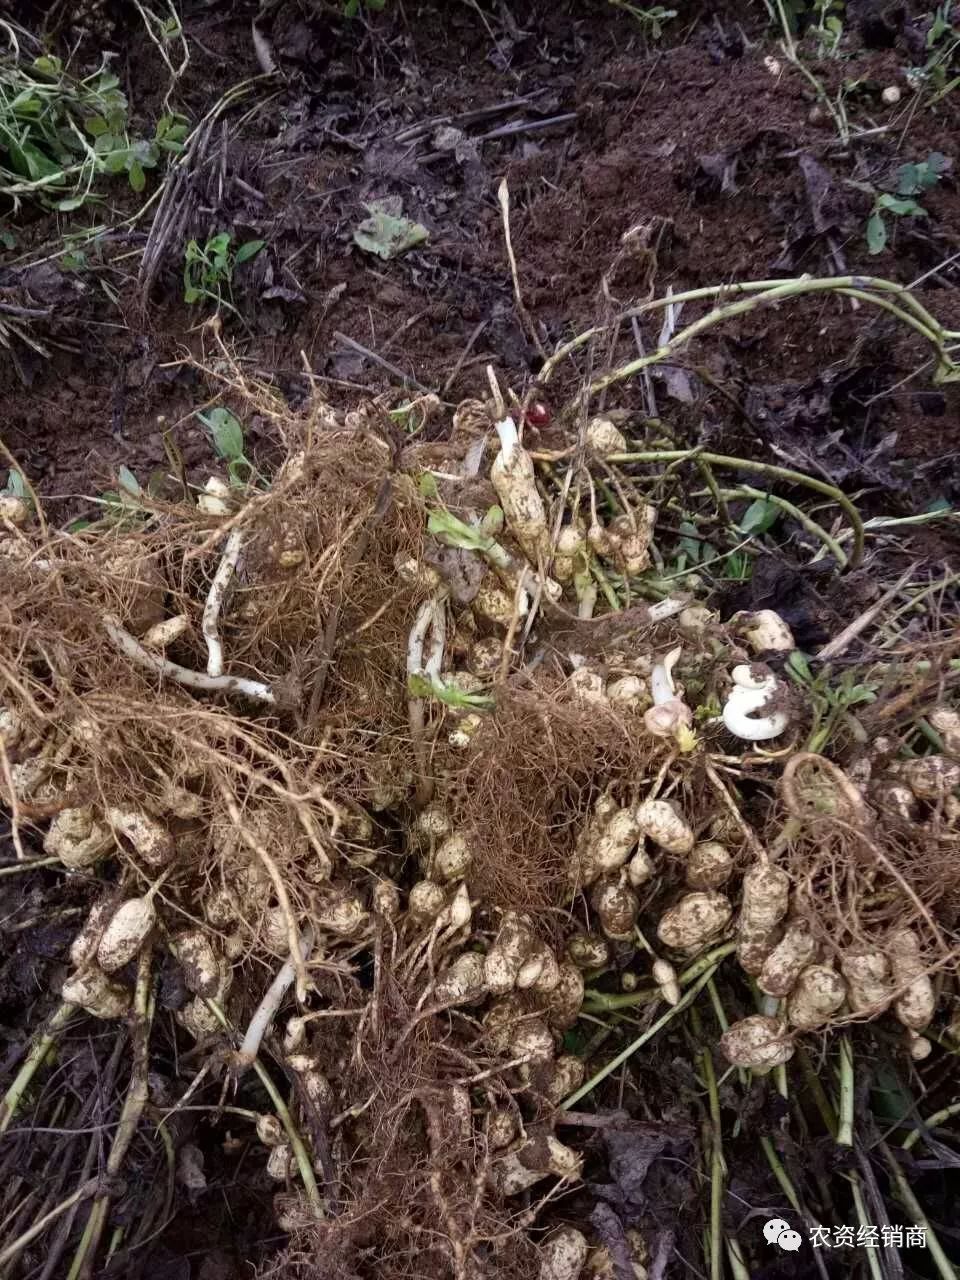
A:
[442,674,658,911]
[779,753,958,967]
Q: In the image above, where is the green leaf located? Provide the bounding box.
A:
[117,464,141,497]
[15,141,60,180]
[427,509,494,553]
[0,229,16,250]
[738,495,779,534]
[85,115,109,137]
[102,150,129,174]
[407,673,495,710]
[206,232,231,258]
[479,505,504,536]
[5,469,26,498]
[183,282,201,304]
[128,159,145,192]
[197,408,245,462]
[353,199,429,260]
[786,649,814,684]
[924,496,951,514]
[844,684,877,707]
[343,0,360,15]
[93,132,120,155]
[677,519,701,563]
[866,211,887,254]
[32,55,63,77]
[235,238,265,264]
[418,471,439,499]
[876,193,925,217]
[895,162,922,196]
[723,551,751,580]
[55,196,88,212]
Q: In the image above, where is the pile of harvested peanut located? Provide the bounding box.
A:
[2,381,957,1279]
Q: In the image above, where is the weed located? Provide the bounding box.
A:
[342,0,386,16]
[182,233,265,314]
[906,3,960,101]
[865,152,951,254]
[0,52,187,210]
[810,0,844,56]
[785,650,878,752]
[196,406,256,484]
[607,2,677,37]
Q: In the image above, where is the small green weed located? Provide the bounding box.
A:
[0,52,187,210]
[865,152,950,254]
[906,3,960,100]
[810,0,844,56]
[182,233,265,314]
[196,407,256,484]
[342,0,386,16]
[786,650,878,751]
[607,3,677,37]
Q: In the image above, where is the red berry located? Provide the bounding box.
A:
[524,401,551,427]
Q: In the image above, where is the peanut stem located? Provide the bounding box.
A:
[0,1001,75,1136]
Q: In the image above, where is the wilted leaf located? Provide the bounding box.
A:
[353,198,429,260]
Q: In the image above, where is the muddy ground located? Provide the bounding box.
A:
[2,1,960,1277]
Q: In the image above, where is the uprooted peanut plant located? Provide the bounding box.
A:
[1,324,959,1279]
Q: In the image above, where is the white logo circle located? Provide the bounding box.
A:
[764,1219,801,1251]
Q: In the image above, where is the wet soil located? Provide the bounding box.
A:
[2,1,959,542]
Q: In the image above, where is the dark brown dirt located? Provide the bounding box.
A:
[3,0,960,540]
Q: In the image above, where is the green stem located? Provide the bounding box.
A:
[563,960,723,1109]
[849,1175,885,1280]
[796,1045,838,1138]
[203,996,324,1218]
[725,1234,750,1280]
[607,449,865,569]
[582,279,953,404]
[583,942,736,1012]
[716,485,848,567]
[903,1099,960,1152]
[881,1145,957,1280]
[837,1035,855,1147]
[0,1001,75,1136]
[761,1136,802,1213]
[0,1178,99,1270]
[68,951,155,1280]
[692,1007,724,1280]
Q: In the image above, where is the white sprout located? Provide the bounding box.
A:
[722,665,788,741]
